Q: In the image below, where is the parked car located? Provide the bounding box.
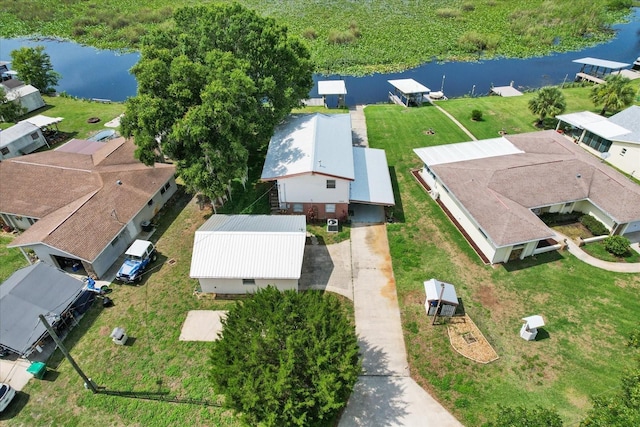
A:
[0,383,16,412]
[115,240,157,284]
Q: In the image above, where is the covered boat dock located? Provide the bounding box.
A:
[318,80,347,108]
[388,78,430,107]
[573,57,630,84]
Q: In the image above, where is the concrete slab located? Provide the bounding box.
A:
[0,358,33,391]
[340,376,464,427]
[179,310,227,341]
[350,106,369,147]
[299,239,353,300]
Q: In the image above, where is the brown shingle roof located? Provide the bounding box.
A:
[2,138,175,262]
[431,130,640,247]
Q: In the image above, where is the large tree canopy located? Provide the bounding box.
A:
[9,46,59,93]
[210,287,360,427]
[121,3,313,199]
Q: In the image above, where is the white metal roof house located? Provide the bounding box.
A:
[0,121,48,160]
[261,113,395,222]
[2,137,176,278]
[190,215,307,294]
[556,106,640,178]
[414,130,640,264]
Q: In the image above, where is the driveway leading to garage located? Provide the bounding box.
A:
[339,223,463,427]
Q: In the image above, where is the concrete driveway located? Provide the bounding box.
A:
[339,224,463,427]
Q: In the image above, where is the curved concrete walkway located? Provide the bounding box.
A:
[553,232,640,273]
[339,224,463,427]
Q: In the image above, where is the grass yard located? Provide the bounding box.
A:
[0,95,125,141]
[365,104,640,425]
[2,187,240,426]
[0,1,630,75]
[582,241,640,263]
[0,234,29,283]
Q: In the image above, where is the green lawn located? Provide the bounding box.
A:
[0,1,630,75]
[365,103,640,425]
[582,241,640,263]
[0,234,29,283]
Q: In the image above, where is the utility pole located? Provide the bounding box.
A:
[38,314,97,393]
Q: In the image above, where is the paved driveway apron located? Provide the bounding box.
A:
[339,224,463,427]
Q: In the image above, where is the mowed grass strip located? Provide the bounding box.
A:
[365,103,640,425]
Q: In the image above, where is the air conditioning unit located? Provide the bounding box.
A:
[327,218,339,233]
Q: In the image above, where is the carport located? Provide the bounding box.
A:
[349,146,395,223]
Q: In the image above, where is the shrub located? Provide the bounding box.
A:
[436,8,461,19]
[328,30,355,45]
[461,3,476,12]
[471,109,483,121]
[603,235,631,257]
[538,212,581,226]
[302,27,317,40]
[579,215,608,236]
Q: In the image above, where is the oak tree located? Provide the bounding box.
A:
[121,3,313,200]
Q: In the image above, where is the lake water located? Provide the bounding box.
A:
[1,8,639,103]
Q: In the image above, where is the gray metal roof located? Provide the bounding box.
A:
[572,57,630,69]
[0,122,40,147]
[261,113,354,181]
[608,105,640,145]
[350,147,395,206]
[190,215,307,279]
[414,137,523,166]
[0,262,85,354]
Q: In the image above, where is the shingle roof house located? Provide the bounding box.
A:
[414,130,640,264]
[1,137,176,278]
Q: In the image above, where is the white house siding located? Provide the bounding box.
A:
[198,278,298,294]
[573,200,615,232]
[607,141,639,178]
[622,220,640,234]
[419,167,437,190]
[433,180,498,263]
[0,213,36,230]
[0,127,47,160]
[278,174,350,205]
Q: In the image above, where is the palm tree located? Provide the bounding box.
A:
[528,86,566,127]
[590,74,635,115]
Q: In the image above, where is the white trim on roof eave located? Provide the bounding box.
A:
[7,240,92,264]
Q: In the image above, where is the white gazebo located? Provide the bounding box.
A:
[520,315,545,341]
[317,80,347,108]
[388,78,430,107]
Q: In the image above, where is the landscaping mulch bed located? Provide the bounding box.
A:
[447,314,499,364]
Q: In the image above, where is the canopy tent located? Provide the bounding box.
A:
[388,78,430,106]
[20,115,64,129]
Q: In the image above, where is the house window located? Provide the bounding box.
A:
[242,279,256,286]
[0,147,9,155]
[293,203,304,213]
[160,187,166,195]
[147,199,154,206]
[326,204,336,213]
[164,182,171,190]
[326,180,336,189]
[30,132,39,140]
[621,148,627,156]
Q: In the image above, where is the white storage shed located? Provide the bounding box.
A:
[0,122,48,159]
[424,278,459,317]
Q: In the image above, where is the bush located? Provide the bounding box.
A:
[579,215,608,236]
[302,27,317,40]
[328,30,356,45]
[603,235,631,257]
[538,212,581,226]
[471,109,483,121]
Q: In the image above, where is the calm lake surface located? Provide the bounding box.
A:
[1,8,639,103]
